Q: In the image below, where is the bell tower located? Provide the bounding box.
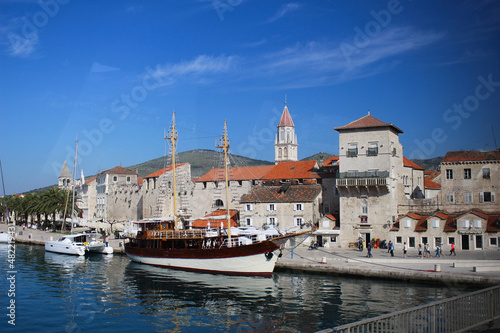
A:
[274,100,298,164]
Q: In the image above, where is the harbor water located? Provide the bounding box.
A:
[1,243,476,332]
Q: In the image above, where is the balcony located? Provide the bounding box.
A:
[336,171,389,188]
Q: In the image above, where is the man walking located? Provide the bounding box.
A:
[403,242,408,258]
[450,243,456,256]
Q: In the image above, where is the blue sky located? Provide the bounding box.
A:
[1,0,499,194]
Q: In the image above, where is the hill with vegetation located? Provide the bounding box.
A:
[411,156,443,171]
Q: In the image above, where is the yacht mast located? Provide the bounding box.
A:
[165,112,179,229]
[217,121,232,246]
[71,139,78,232]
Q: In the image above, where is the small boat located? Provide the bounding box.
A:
[0,232,12,243]
[45,234,86,256]
[125,115,309,276]
[83,232,113,254]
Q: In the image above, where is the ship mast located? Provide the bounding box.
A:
[71,139,78,232]
[165,112,179,229]
[216,121,232,246]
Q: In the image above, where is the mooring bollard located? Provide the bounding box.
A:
[322,257,327,264]
[434,264,441,272]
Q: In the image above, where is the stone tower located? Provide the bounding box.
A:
[274,102,298,164]
[58,161,72,190]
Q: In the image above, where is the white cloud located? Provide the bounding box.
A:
[266,2,301,23]
[7,32,39,58]
[91,62,120,73]
[146,55,235,86]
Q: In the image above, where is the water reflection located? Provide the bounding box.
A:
[0,244,476,332]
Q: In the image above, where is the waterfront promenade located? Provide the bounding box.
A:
[3,224,500,287]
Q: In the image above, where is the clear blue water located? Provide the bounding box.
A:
[1,243,476,332]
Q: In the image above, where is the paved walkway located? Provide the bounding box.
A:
[276,245,500,286]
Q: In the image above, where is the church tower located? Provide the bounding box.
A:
[274,102,298,164]
[58,161,72,190]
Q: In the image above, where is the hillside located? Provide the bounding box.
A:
[411,156,443,171]
[301,152,335,164]
[127,149,274,178]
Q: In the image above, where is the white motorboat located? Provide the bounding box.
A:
[45,234,86,256]
[83,232,113,254]
[0,232,12,243]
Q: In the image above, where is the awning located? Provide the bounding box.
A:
[313,229,340,235]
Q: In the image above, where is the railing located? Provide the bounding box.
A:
[331,285,500,333]
[145,229,219,239]
[337,171,390,179]
[336,178,388,187]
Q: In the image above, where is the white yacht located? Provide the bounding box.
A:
[83,232,113,254]
[45,234,86,256]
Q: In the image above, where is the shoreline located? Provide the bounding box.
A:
[3,224,500,287]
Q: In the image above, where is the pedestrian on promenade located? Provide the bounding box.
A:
[425,243,431,258]
[390,243,394,257]
[418,244,423,258]
[450,242,456,256]
[403,242,408,258]
[366,241,372,258]
[435,246,441,258]
[440,244,446,257]
[387,240,392,253]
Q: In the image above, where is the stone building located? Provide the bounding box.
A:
[141,163,193,220]
[334,113,424,248]
[95,166,142,222]
[440,149,499,212]
[275,104,298,164]
[58,161,72,190]
[77,176,97,221]
[192,165,274,220]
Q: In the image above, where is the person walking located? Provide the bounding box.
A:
[435,245,441,258]
[387,240,392,253]
[366,241,372,258]
[418,244,423,258]
[425,243,431,258]
[450,242,456,256]
[403,242,408,258]
[390,243,394,257]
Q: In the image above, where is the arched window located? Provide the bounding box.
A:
[361,199,368,215]
[215,199,224,207]
[284,147,288,159]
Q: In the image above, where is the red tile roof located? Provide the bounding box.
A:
[261,161,320,180]
[403,157,424,170]
[334,114,403,133]
[424,178,441,189]
[325,214,337,221]
[191,209,239,228]
[240,184,322,203]
[144,163,188,179]
[84,177,97,185]
[196,165,274,182]
[424,170,441,180]
[137,177,143,186]
[101,166,136,175]
[323,156,339,167]
[442,149,500,163]
[278,105,294,127]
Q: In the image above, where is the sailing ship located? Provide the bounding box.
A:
[125,114,309,276]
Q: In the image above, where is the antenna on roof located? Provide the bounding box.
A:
[368,109,370,116]
[492,125,498,149]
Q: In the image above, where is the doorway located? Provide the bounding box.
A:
[361,233,371,244]
[475,235,483,250]
[462,234,470,250]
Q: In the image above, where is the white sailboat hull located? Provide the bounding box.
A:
[0,232,11,243]
[126,251,279,276]
[45,240,86,256]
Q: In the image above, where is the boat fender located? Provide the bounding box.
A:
[265,252,274,261]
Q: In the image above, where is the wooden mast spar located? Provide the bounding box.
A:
[165,112,179,229]
[216,121,232,246]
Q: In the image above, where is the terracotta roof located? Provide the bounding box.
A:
[59,161,71,178]
[323,156,339,167]
[486,215,500,232]
[191,209,239,228]
[101,166,136,175]
[424,170,441,180]
[442,149,500,163]
[144,163,188,179]
[84,177,97,185]
[403,157,424,170]
[278,105,294,127]
[261,161,320,180]
[334,114,403,133]
[196,165,274,182]
[240,184,322,203]
[137,177,143,186]
[325,214,337,221]
[424,178,441,189]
